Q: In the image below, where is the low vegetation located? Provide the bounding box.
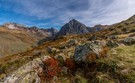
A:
[1,15,135,82]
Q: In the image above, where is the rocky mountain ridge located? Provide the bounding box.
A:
[3,23,58,37]
[56,19,109,37]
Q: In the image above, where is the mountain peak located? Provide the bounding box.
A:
[69,19,80,24]
[55,19,89,37]
[70,19,77,22]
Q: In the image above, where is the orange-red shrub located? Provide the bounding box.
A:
[43,58,61,81]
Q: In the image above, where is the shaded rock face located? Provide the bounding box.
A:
[56,19,89,37]
[46,27,58,36]
[122,37,135,45]
[74,41,104,61]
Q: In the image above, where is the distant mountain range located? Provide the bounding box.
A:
[55,19,109,37]
[0,19,109,56]
[38,19,109,44]
[3,23,58,37]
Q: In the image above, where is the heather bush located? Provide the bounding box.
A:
[36,57,61,82]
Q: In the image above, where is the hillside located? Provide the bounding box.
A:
[0,23,58,57]
[0,15,135,83]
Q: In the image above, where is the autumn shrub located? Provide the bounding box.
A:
[65,58,75,70]
[99,47,109,58]
[86,47,109,62]
[41,58,61,81]
[86,53,97,62]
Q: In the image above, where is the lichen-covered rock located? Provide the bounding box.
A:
[74,41,103,61]
[47,46,60,54]
[122,37,135,45]
[1,56,51,83]
[66,39,78,47]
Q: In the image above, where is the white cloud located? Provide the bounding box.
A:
[1,0,135,27]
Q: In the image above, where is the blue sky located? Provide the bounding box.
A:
[0,0,135,29]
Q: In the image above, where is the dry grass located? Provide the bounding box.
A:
[94,45,135,83]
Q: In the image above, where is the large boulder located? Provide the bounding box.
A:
[122,37,135,45]
[74,41,104,61]
[1,56,51,83]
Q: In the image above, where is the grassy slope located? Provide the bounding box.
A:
[92,45,135,83]
[0,26,41,57]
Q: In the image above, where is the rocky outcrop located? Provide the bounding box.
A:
[74,41,105,61]
[1,56,51,83]
[122,37,135,45]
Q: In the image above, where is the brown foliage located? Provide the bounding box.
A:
[86,47,109,62]
[86,53,97,62]
[37,57,61,82]
[65,58,75,70]
[99,47,109,58]
[43,58,61,80]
